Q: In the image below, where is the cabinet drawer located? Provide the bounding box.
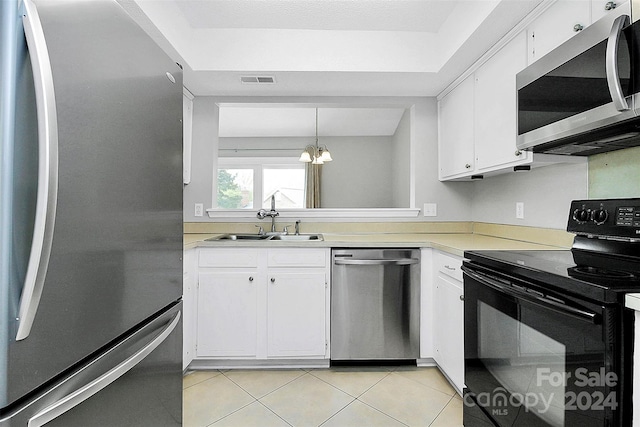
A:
[267,249,327,268]
[435,252,463,282]
[199,248,259,268]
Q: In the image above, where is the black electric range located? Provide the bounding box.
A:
[462,198,640,427]
[467,198,640,304]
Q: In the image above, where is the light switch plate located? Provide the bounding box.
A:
[423,203,437,217]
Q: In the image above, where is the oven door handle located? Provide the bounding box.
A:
[462,267,600,324]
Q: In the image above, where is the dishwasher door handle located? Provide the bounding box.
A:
[334,258,419,266]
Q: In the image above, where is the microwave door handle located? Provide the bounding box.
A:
[606,14,631,111]
[463,268,599,324]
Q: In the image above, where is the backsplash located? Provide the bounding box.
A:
[589,146,640,199]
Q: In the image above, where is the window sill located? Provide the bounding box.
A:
[206,208,421,219]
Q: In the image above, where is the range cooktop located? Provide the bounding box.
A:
[464,198,640,304]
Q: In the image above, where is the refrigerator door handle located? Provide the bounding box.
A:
[16,0,59,341]
[27,311,181,427]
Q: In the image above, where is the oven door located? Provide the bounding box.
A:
[462,265,621,427]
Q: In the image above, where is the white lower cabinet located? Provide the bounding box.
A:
[267,272,327,357]
[195,247,330,360]
[197,271,258,357]
[183,248,197,369]
[433,251,465,395]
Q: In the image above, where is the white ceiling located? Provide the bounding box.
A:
[120,0,543,137]
[218,107,407,138]
[128,0,543,97]
[175,0,457,33]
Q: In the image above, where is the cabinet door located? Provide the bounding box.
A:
[267,272,327,357]
[591,0,628,26]
[438,74,475,179]
[433,273,464,393]
[197,272,258,357]
[527,0,590,64]
[474,32,530,172]
[183,249,197,369]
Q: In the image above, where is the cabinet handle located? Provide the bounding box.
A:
[249,276,254,282]
[460,295,465,301]
[514,150,522,156]
[573,23,584,32]
[270,277,276,283]
[465,163,471,169]
[605,1,617,10]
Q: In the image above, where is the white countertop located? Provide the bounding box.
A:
[184,232,564,257]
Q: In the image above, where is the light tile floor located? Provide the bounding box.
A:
[183,366,463,427]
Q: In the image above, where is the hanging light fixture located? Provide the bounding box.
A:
[299,108,332,164]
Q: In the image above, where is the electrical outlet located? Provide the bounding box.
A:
[423,203,437,217]
[516,202,525,219]
[194,203,204,217]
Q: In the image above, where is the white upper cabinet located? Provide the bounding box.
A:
[438,75,475,180]
[591,0,629,24]
[527,0,590,64]
[474,32,531,172]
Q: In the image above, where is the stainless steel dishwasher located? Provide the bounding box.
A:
[331,249,420,361]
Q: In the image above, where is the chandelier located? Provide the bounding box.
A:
[299,108,332,165]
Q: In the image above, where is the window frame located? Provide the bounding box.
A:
[215,157,305,209]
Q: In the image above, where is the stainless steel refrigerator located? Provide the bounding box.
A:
[0,0,183,425]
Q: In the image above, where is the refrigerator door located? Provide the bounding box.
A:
[1,0,40,406]
[0,302,182,427]
[3,0,183,409]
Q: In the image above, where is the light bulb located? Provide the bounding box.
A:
[299,151,312,162]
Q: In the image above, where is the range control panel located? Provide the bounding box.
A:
[567,198,640,239]
[616,206,640,227]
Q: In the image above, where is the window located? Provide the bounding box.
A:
[216,158,305,209]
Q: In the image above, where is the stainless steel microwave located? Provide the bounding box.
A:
[516,1,640,155]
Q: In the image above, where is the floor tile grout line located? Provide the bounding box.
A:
[203,398,258,427]
[390,370,457,398]
[182,370,224,390]
[222,369,308,400]
[427,395,457,427]
[306,369,393,399]
[190,372,258,427]
[316,396,358,427]
[350,398,411,427]
[254,400,295,427]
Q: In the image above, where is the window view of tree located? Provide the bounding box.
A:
[217,169,252,208]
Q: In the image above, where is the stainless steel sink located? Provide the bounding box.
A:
[271,234,323,241]
[206,233,323,241]
[206,234,273,241]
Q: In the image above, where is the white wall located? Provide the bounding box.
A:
[391,109,410,208]
[183,97,218,222]
[471,162,589,229]
[320,136,395,208]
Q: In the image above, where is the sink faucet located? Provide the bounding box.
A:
[257,194,280,233]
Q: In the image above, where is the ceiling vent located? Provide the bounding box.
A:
[240,76,275,84]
